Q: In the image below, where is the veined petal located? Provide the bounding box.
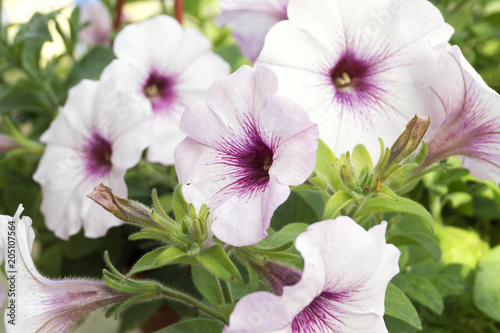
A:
[175,66,318,246]
[34,79,148,239]
[0,207,130,332]
[258,0,453,158]
[106,15,230,165]
[225,217,399,332]
[422,44,500,182]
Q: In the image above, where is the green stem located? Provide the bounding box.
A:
[159,0,168,14]
[158,285,228,324]
[429,192,443,225]
[218,278,232,304]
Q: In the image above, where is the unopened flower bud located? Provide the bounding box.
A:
[0,134,21,153]
[387,114,430,167]
[88,184,156,228]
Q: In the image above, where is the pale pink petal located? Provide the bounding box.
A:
[78,0,112,45]
[216,0,288,62]
[423,44,500,182]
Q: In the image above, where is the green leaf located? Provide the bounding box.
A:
[445,192,473,208]
[154,318,224,333]
[387,232,441,262]
[376,185,399,201]
[192,265,223,307]
[255,241,294,253]
[269,223,308,246]
[64,46,115,89]
[405,275,444,315]
[14,13,52,45]
[173,184,189,222]
[436,224,489,269]
[474,245,500,321]
[354,196,434,232]
[197,245,243,283]
[126,246,188,277]
[384,282,421,329]
[0,84,53,113]
[323,190,356,220]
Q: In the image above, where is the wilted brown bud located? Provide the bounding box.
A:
[88,184,156,228]
[386,114,430,167]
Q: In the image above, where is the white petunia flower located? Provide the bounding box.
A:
[33,79,153,239]
[102,15,231,165]
[257,0,453,158]
[225,217,400,332]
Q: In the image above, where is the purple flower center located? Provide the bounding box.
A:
[330,53,370,92]
[216,116,277,199]
[142,70,177,116]
[82,133,113,179]
[291,292,347,333]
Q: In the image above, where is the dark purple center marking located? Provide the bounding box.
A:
[331,53,370,92]
[291,292,348,333]
[142,70,178,116]
[82,132,112,180]
[215,115,278,200]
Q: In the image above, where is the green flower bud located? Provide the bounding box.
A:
[87,184,157,228]
[386,114,430,167]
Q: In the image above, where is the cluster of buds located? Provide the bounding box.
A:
[88,184,210,255]
[312,114,431,197]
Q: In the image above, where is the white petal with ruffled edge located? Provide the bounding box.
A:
[33,79,153,239]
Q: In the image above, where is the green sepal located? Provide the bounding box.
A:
[351,144,373,171]
[308,173,328,191]
[109,292,158,319]
[323,190,357,220]
[103,270,159,294]
[315,139,347,192]
[173,184,190,222]
[260,252,303,267]
[387,232,441,262]
[353,196,434,232]
[384,282,422,329]
[196,245,243,283]
[128,228,173,242]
